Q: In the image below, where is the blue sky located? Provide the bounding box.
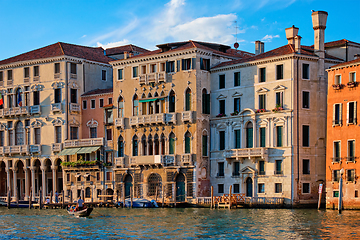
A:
[0,0,359,60]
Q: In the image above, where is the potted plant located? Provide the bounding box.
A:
[256,109,266,113]
[216,113,226,117]
[272,104,284,113]
[230,110,239,116]
[332,84,344,90]
[347,81,357,88]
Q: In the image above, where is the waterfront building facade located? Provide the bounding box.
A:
[209,11,348,206]
[0,42,113,201]
[326,57,360,209]
[110,41,249,202]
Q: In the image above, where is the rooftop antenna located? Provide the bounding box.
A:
[234,21,239,49]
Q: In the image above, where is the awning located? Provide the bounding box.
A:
[58,147,81,156]
[76,146,101,154]
[139,97,164,103]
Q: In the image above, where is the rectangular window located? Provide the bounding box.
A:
[276,126,283,147]
[166,61,175,73]
[219,74,225,89]
[333,170,340,182]
[275,160,282,175]
[54,63,60,74]
[303,159,310,174]
[258,183,265,193]
[55,126,61,143]
[218,184,224,194]
[218,162,224,177]
[275,183,282,193]
[200,58,210,71]
[302,91,310,109]
[33,66,39,77]
[54,88,61,103]
[219,100,225,115]
[34,128,41,144]
[90,127,97,138]
[202,135,208,156]
[235,129,241,149]
[102,70,106,81]
[70,127,78,140]
[302,125,310,147]
[202,93,210,114]
[259,67,266,82]
[219,131,225,150]
[350,72,356,83]
[234,72,240,86]
[347,169,355,182]
[347,102,357,124]
[181,58,192,70]
[70,63,77,74]
[259,161,265,175]
[108,98,112,105]
[333,103,341,125]
[117,69,123,80]
[348,140,355,162]
[335,75,341,85]
[91,99,95,109]
[260,127,266,147]
[333,141,341,163]
[133,66,138,78]
[82,100,87,110]
[33,91,40,105]
[24,67,29,78]
[0,71,3,82]
[99,99,104,108]
[259,94,266,109]
[276,64,283,80]
[7,70,12,81]
[234,98,240,112]
[233,162,240,176]
[0,131,4,146]
[303,183,310,194]
[233,184,240,193]
[70,89,77,103]
[275,92,283,107]
[106,129,112,141]
[302,63,310,79]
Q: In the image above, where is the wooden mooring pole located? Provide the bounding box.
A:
[210,186,214,209]
[39,187,43,210]
[7,187,11,209]
[29,188,32,209]
[62,190,65,209]
[130,186,133,208]
[339,169,344,214]
[229,185,232,209]
[162,184,165,208]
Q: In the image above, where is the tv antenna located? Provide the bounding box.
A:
[234,21,239,49]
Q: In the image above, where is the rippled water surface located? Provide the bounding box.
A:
[0,207,359,239]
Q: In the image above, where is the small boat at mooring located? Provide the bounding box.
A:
[67,207,93,217]
[122,198,159,208]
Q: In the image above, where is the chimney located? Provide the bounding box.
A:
[294,35,302,53]
[285,25,299,44]
[124,51,128,60]
[255,41,264,55]
[311,11,328,58]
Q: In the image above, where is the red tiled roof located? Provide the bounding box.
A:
[226,49,255,58]
[106,44,150,56]
[0,42,114,65]
[212,44,342,69]
[81,87,113,97]
[329,57,360,69]
[324,39,360,48]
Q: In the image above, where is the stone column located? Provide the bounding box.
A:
[52,166,57,195]
[6,169,10,194]
[24,168,29,201]
[252,118,257,148]
[30,166,36,201]
[13,167,17,199]
[40,166,46,201]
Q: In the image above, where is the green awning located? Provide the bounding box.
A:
[76,146,101,154]
[58,147,81,156]
[139,97,164,103]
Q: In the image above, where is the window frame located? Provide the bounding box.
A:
[99,98,104,108]
[219,131,225,150]
[90,99,96,109]
[259,67,266,83]
[333,141,341,163]
[132,66,139,78]
[276,64,284,80]
[82,100,87,110]
[234,72,240,87]
[219,74,225,89]
[302,91,310,109]
[302,125,310,147]
[302,159,310,175]
[302,63,310,80]
[275,183,282,193]
[349,71,356,83]
[102,70,107,81]
[258,183,265,193]
[302,183,310,194]
[259,94,266,109]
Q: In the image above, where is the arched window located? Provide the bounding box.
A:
[141,93,146,115]
[160,134,165,155]
[202,132,208,156]
[169,132,175,154]
[185,88,191,111]
[148,93,154,115]
[169,90,175,113]
[148,134,153,155]
[133,94,139,116]
[154,92,160,114]
[118,135,124,157]
[15,121,24,145]
[15,88,22,107]
[141,135,147,155]
[118,96,124,118]
[154,134,159,155]
[160,91,165,113]
[184,131,191,153]
[246,122,253,148]
[85,187,91,198]
[147,173,162,197]
[202,89,210,114]
[132,135,138,156]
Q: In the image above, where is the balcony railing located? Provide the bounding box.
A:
[181,154,193,165]
[114,157,126,168]
[52,143,63,152]
[115,118,125,128]
[129,113,176,126]
[2,145,29,155]
[69,103,80,113]
[51,103,62,112]
[346,156,356,163]
[224,148,269,161]
[274,170,283,175]
[129,155,175,166]
[33,76,40,82]
[139,72,168,85]
[24,78,30,83]
[30,145,41,154]
[0,107,29,118]
[259,171,265,175]
[54,73,60,79]
[64,138,103,148]
[30,105,41,115]
[331,157,341,163]
[181,111,195,123]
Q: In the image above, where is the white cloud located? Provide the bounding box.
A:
[261,34,280,42]
[96,39,130,49]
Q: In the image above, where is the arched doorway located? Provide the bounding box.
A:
[54,158,63,194]
[43,159,52,196]
[106,188,114,201]
[32,159,42,197]
[147,173,162,198]
[124,174,132,198]
[85,187,91,198]
[15,160,25,200]
[246,177,253,197]
[175,173,185,202]
[0,161,6,196]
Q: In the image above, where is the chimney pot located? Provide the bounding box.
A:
[311,11,328,58]
[285,26,299,44]
[294,35,302,53]
[255,41,264,55]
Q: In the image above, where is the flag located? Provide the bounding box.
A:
[0,93,3,107]
[17,91,22,107]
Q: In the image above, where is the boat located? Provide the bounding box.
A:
[122,198,159,208]
[0,200,37,208]
[67,207,93,217]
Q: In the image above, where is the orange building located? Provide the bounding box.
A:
[326,57,360,209]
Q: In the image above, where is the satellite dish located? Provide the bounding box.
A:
[234,42,239,49]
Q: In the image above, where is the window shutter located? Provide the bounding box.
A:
[332,104,336,126]
[192,58,196,69]
[166,61,169,73]
[346,102,350,125]
[202,94,206,113]
[181,59,185,70]
[206,94,210,114]
[355,101,357,124]
[177,60,180,72]
[200,58,204,70]
[206,60,210,71]
[340,103,343,126]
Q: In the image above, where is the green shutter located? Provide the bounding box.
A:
[169,137,175,154]
[202,135,207,156]
[260,128,266,147]
[177,60,180,72]
[200,58,204,70]
[192,58,196,69]
[246,128,253,148]
[206,94,210,114]
[185,137,190,153]
[235,130,241,148]
[277,126,282,147]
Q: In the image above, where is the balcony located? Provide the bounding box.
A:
[64,138,103,148]
[52,143,63,152]
[69,103,80,113]
[70,74,77,79]
[54,73,60,79]
[2,145,29,155]
[0,107,29,118]
[115,118,125,128]
[181,154,193,165]
[30,145,41,154]
[105,140,113,149]
[114,157,126,168]
[331,157,341,163]
[33,76,40,82]
[129,155,174,166]
[224,148,269,161]
[346,156,356,163]
[138,72,167,85]
[30,105,41,115]
[181,111,195,123]
[51,103,62,113]
[129,113,176,126]
[274,170,283,175]
[24,78,30,83]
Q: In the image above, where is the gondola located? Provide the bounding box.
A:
[67,206,93,217]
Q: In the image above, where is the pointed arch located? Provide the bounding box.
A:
[184,131,191,153]
[15,121,24,145]
[185,87,192,111]
[133,94,139,116]
[118,95,124,118]
[132,135,139,156]
[169,132,175,154]
[169,89,176,113]
[118,135,124,157]
[141,134,147,156]
[154,133,159,155]
[148,134,153,155]
[160,133,166,155]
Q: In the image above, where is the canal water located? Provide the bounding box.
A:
[0,208,359,239]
